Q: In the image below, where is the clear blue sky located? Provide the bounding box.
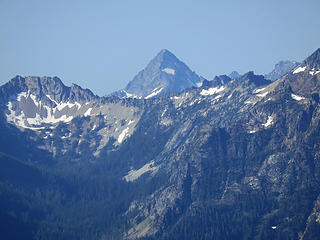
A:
[1,0,320,96]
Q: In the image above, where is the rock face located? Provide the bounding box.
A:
[1,49,320,240]
[265,60,300,81]
[112,49,203,98]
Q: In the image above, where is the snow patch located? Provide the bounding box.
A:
[200,86,225,96]
[256,92,269,98]
[6,99,74,127]
[46,95,81,110]
[128,120,135,125]
[84,108,92,117]
[124,90,141,99]
[56,102,79,111]
[189,98,202,106]
[309,69,320,76]
[6,102,26,128]
[118,127,130,143]
[293,66,306,74]
[30,94,40,107]
[6,102,49,129]
[162,68,175,75]
[42,106,73,124]
[161,108,167,118]
[26,113,42,125]
[262,116,273,128]
[253,87,266,93]
[291,94,305,101]
[60,114,72,123]
[75,102,81,109]
[145,87,164,99]
[61,133,72,139]
[124,161,159,182]
[17,92,27,102]
[46,95,58,105]
[245,100,255,104]
[196,81,203,87]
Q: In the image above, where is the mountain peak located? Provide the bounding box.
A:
[121,50,202,98]
[158,48,173,56]
[228,71,241,79]
[151,49,180,66]
[302,48,320,69]
[264,60,300,81]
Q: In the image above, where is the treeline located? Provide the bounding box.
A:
[0,151,167,240]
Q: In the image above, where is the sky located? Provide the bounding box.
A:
[1,0,320,96]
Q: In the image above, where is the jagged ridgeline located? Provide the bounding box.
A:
[0,49,320,239]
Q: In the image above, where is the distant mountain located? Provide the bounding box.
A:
[111,49,204,98]
[228,71,241,79]
[265,60,300,81]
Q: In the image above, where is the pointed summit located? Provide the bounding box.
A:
[157,48,175,57]
[122,49,203,98]
[228,71,241,80]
